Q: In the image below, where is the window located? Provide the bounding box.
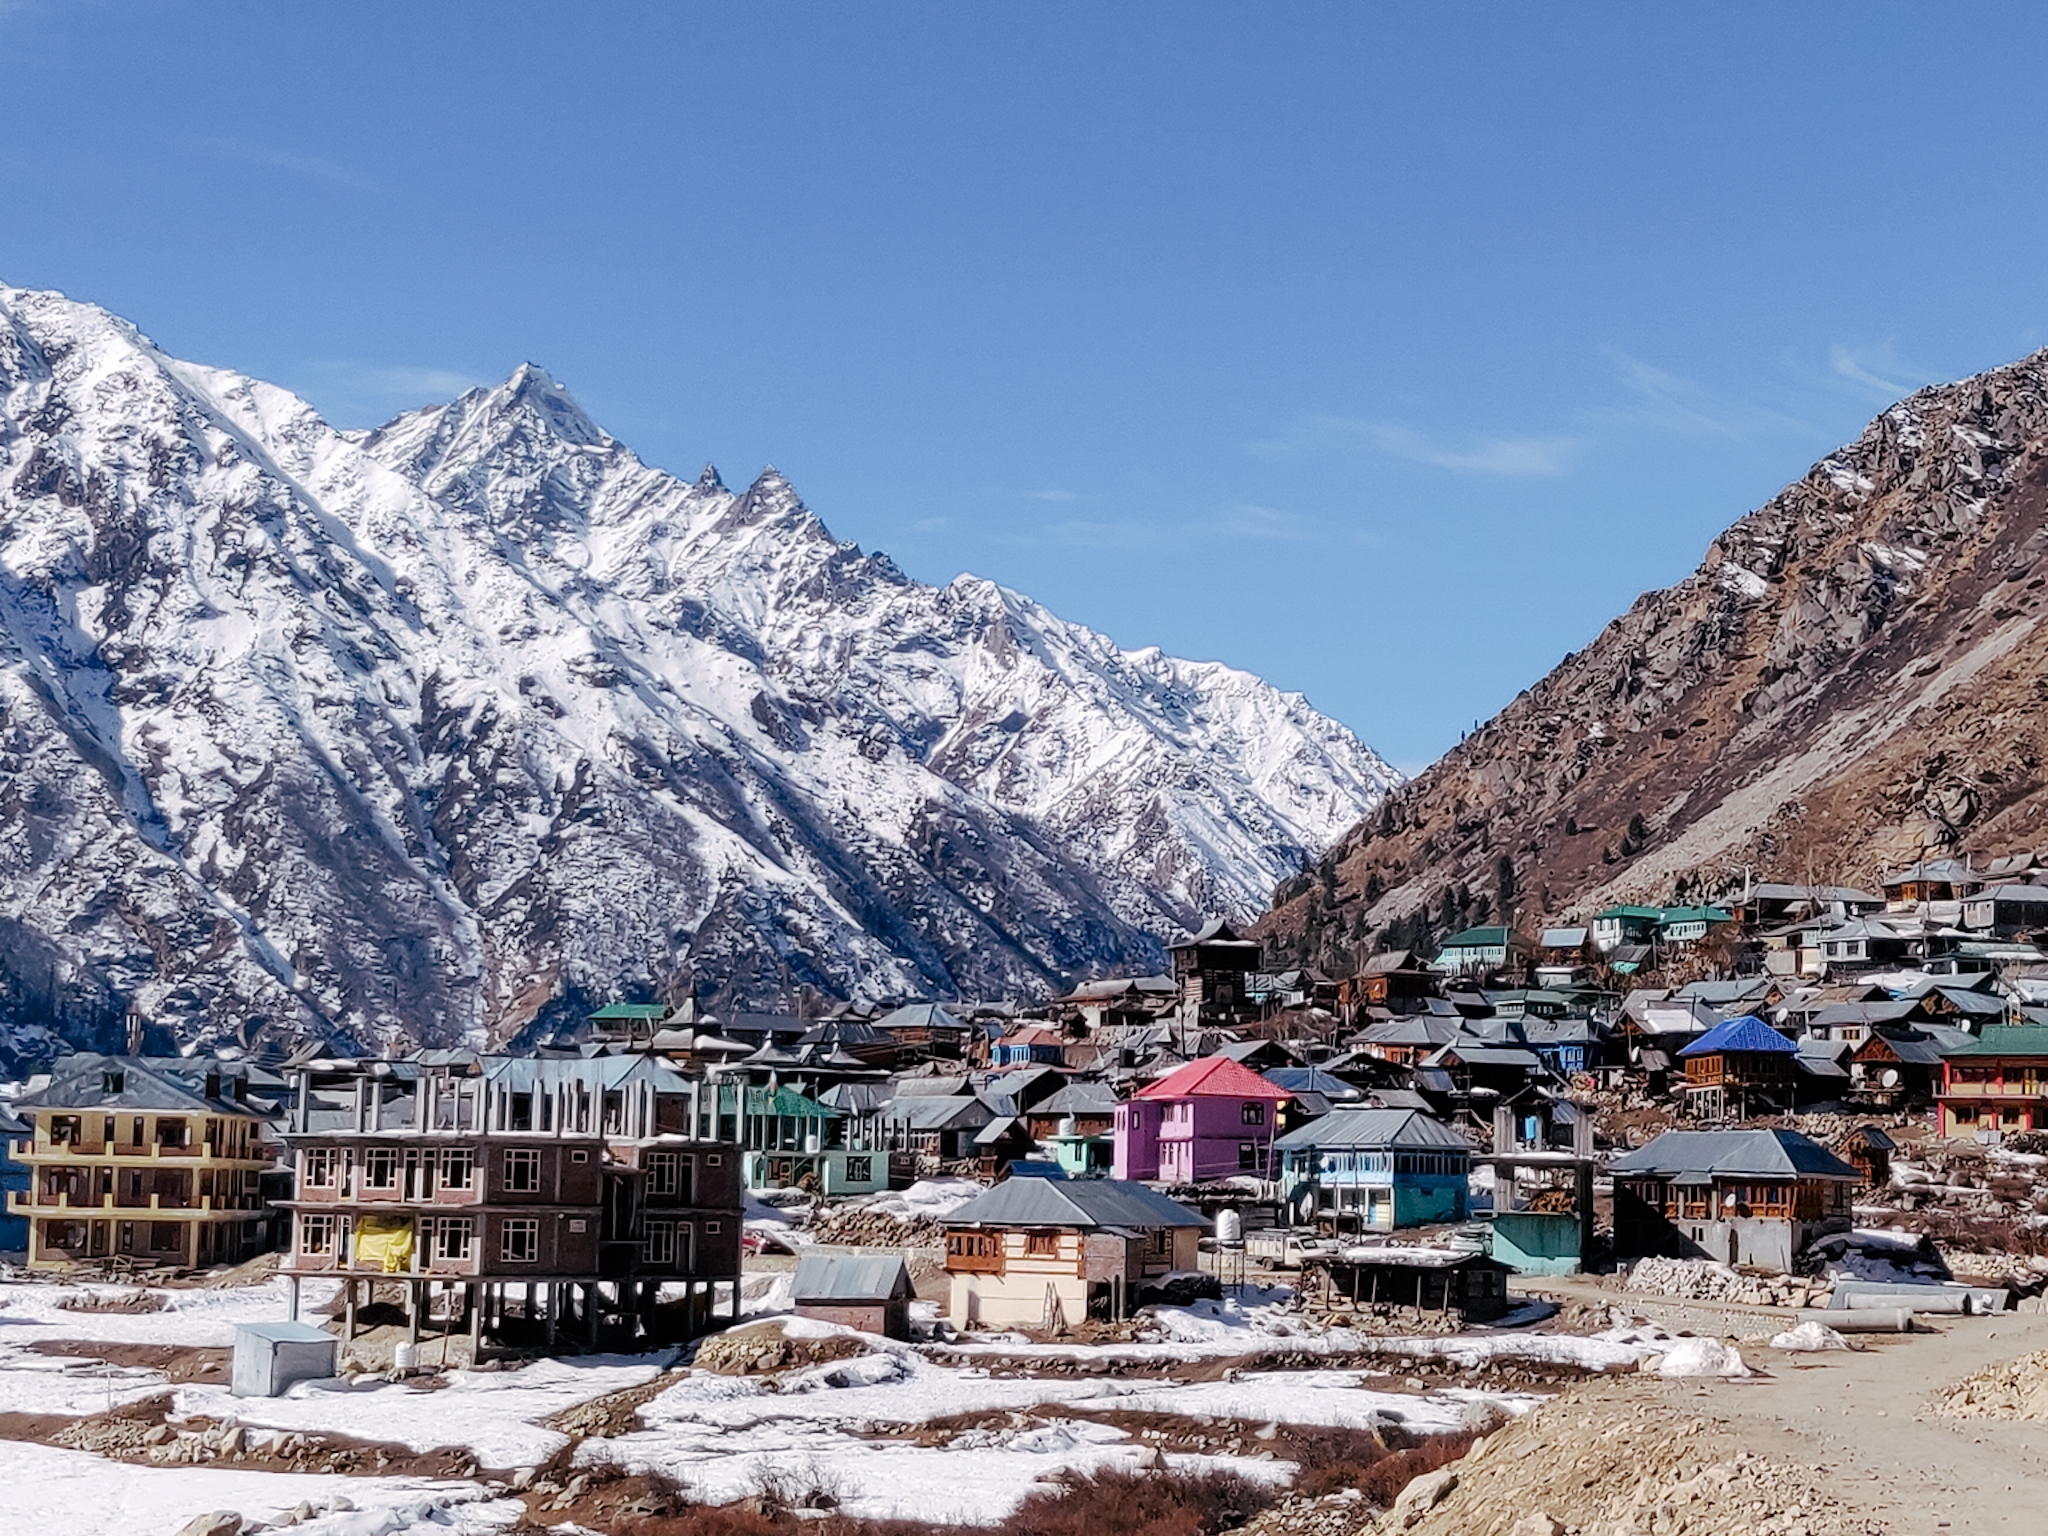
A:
[647,1151,680,1196]
[570,1149,589,1164]
[1241,1102,1265,1126]
[846,1156,872,1184]
[441,1148,474,1189]
[706,1153,722,1166]
[510,1093,533,1132]
[705,1221,721,1235]
[363,1147,398,1189]
[644,1219,676,1265]
[299,1214,334,1255]
[1026,1232,1059,1257]
[504,1149,541,1192]
[434,1218,473,1261]
[1239,1142,1259,1169]
[1151,1228,1171,1253]
[301,1148,336,1188]
[48,1116,81,1145]
[501,1218,539,1262]
[102,1071,125,1095]
[156,1119,187,1147]
[132,1117,145,1146]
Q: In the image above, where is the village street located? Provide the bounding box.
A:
[1512,1278,2048,1534]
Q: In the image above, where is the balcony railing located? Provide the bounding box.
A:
[9,1190,260,1215]
[12,1138,261,1164]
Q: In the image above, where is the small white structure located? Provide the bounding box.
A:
[232,1320,338,1398]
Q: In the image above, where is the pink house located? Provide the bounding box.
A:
[1113,1056,1293,1183]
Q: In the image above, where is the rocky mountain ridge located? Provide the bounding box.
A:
[0,284,1397,1065]
[1265,351,2048,966]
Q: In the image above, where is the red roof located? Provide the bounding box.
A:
[1133,1054,1291,1102]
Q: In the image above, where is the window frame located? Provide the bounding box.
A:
[503,1148,542,1193]
[501,1217,540,1263]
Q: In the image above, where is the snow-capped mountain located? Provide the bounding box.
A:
[0,284,1397,1063]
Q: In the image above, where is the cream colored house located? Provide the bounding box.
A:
[942,1176,1205,1330]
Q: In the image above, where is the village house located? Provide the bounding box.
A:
[1961,884,2048,937]
[990,1024,1070,1068]
[279,1053,743,1349]
[1677,1016,1798,1120]
[0,1102,31,1257]
[1882,858,1971,916]
[1610,1127,1859,1272]
[1591,906,1664,954]
[791,1251,916,1340]
[720,1083,888,1197]
[1112,1054,1292,1183]
[941,1176,1205,1329]
[1435,925,1516,976]
[1938,1024,2048,1138]
[1848,1024,1967,1108]
[9,1054,277,1272]
[1342,950,1441,1017]
[1169,919,1265,1029]
[1273,1107,1471,1231]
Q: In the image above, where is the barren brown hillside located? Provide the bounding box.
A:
[1262,355,2048,967]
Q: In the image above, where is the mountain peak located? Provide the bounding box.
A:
[695,463,727,494]
[484,362,607,448]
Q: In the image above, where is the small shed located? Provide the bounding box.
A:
[1300,1246,1513,1321]
[791,1252,917,1340]
[232,1320,339,1398]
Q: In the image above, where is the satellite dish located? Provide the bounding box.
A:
[1881,1068,1900,1089]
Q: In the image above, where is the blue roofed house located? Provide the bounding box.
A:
[1273,1107,1471,1232]
[1678,1015,1798,1120]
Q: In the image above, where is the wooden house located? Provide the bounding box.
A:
[9,1054,278,1272]
[1342,950,1441,1017]
[942,1176,1205,1329]
[1961,885,2048,937]
[1677,1016,1798,1119]
[1611,1128,1858,1272]
[791,1252,916,1340]
[1169,920,1265,1029]
[1298,1247,1512,1322]
[1848,1025,1962,1107]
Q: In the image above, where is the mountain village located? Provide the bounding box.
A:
[6,843,2048,1536]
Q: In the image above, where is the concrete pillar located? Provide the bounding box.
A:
[344,1278,358,1339]
[289,1275,301,1323]
[407,1281,422,1347]
[585,1283,599,1346]
[468,1283,483,1357]
[545,1283,558,1347]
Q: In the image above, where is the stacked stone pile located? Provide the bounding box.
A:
[1931,1349,2048,1420]
[813,1204,950,1249]
[1626,1256,1832,1309]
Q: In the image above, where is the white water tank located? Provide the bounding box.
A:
[1058,1116,1077,1138]
[1215,1209,1243,1246]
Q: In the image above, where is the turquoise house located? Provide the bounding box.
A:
[1273,1108,1471,1230]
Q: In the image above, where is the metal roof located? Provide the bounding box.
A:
[1272,1107,1469,1153]
[1133,1056,1291,1103]
[1678,1016,1798,1057]
[1947,1025,2048,1058]
[1609,1128,1860,1181]
[945,1176,1207,1230]
[791,1252,914,1303]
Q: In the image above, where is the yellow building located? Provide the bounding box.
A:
[7,1054,277,1271]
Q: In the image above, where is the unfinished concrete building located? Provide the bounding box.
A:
[278,1051,742,1353]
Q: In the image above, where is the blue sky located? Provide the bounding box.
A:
[6,4,2048,771]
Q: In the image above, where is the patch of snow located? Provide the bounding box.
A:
[1769,1321,1849,1352]
[1653,1337,1749,1378]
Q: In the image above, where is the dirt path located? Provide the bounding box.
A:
[1498,1278,2048,1533]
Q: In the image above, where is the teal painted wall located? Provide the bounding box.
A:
[1489,1210,1582,1275]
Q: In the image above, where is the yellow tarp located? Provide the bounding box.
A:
[353,1214,414,1274]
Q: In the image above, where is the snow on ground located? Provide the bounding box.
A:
[586,1417,1293,1526]
[0,1276,339,1347]
[175,1351,678,1469]
[0,1338,169,1416]
[0,1439,517,1536]
[859,1178,983,1222]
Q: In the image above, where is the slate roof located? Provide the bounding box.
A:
[17,1054,266,1117]
[1609,1128,1860,1181]
[1133,1055,1291,1102]
[945,1176,1207,1230]
[1271,1107,1469,1152]
[1679,1016,1798,1057]
[792,1252,914,1303]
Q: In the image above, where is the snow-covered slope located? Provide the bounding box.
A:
[0,284,1397,1061]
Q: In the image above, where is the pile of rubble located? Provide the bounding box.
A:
[549,1369,686,1437]
[1930,1349,2048,1421]
[1626,1256,1832,1310]
[1346,1391,1882,1536]
[692,1319,871,1376]
[813,1205,951,1248]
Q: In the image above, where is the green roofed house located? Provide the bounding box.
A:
[1435,926,1513,975]
[1591,907,1664,954]
[1939,1025,2048,1140]
[1658,906,1734,947]
[714,1083,887,1196]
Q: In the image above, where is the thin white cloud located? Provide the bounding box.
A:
[1250,416,1579,477]
[1829,344,1916,403]
[1601,348,1813,440]
[1203,503,1316,541]
[1028,489,1077,502]
[197,136,375,191]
